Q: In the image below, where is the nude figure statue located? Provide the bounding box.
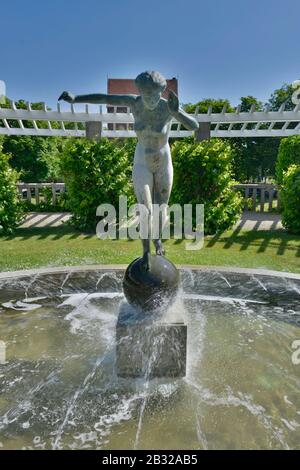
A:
[59,71,199,270]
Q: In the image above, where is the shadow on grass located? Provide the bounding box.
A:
[2,225,300,259]
[1,225,85,241]
[207,230,300,257]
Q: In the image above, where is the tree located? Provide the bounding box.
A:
[0,145,23,234]
[230,96,277,181]
[0,97,51,129]
[60,138,135,231]
[182,84,299,183]
[2,135,62,182]
[280,165,300,233]
[230,136,280,182]
[276,135,300,184]
[0,97,84,131]
[170,138,242,234]
[184,98,234,114]
[240,96,263,112]
[268,83,296,111]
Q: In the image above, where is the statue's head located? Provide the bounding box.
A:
[135,71,167,110]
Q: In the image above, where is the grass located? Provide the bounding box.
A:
[0,225,300,273]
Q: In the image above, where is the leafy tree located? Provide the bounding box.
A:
[0,97,50,129]
[0,97,83,131]
[268,83,296,111]
[0,98,45,110]
[0,145,23,234]
[183,95,278,182]
[60,138,135,231]
[240,96,263,112]
[231,137,280,182]
[184,98,234,114]
[227,96,275,181]
[170,138,242,234]
[276,135,300,184]
[280,165,300,233]
[182,84,300,183]
[1,97,68,181]
[2,135,62,182]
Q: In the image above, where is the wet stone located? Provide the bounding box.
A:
[0,276,32,303]
[181,270,300,306]
[116,303,187,378]
[95,270,123,293]
[181,270,265,300]
[89,295,123,313]
[116,321,187,379]
[59,271,100,294]
[25,272,68,298]
[60,270,124,295]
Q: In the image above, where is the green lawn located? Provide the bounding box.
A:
[0,225,300,273]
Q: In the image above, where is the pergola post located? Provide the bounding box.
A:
[194,122,211,141]
[85,121,102,140]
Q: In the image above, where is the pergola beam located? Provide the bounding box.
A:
[0,101,299,138]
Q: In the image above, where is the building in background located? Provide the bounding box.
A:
[107,77,178,130]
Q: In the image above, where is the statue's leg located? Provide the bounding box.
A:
[153,157,173,255]
[132,162,153,270]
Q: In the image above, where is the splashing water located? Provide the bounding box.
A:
[0,269,300,450]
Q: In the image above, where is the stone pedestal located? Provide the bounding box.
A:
[116,304,187,378]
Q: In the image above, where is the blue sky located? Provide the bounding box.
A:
[1,0,299,109]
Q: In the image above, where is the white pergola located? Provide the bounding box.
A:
[0,101,300,139]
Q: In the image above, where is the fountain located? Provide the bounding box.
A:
[0,73,299,450]
[59,70,199,379]
[0,266,300,449]
[118,255,186,378]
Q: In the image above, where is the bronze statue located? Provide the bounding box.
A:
[59,71,198,270]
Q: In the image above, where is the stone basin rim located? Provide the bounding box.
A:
[0,264,300,281]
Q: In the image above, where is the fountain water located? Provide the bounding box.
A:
[118,255,186,378]
[0,267,300,450]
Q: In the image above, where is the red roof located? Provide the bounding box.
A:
[107,77,178,98]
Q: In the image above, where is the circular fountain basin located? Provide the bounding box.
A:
[0,266,300,450]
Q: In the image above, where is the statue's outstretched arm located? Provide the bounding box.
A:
[59,91,138,107]
[167,91,199,131]
[174,108,199,131]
